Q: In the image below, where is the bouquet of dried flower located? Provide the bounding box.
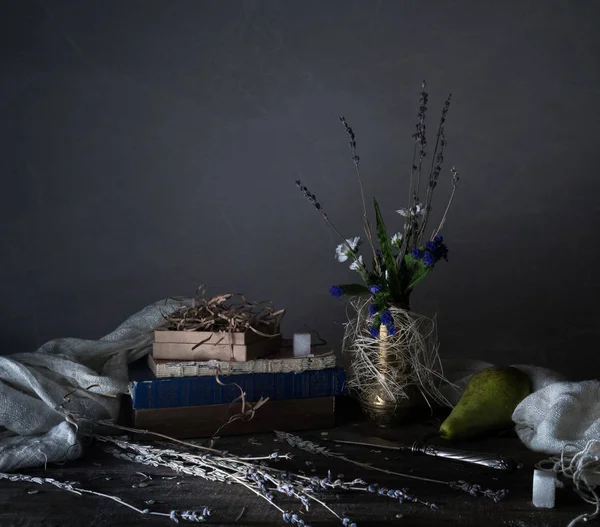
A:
[296,81,458,336]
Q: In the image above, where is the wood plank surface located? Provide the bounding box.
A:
[0,399,590,527]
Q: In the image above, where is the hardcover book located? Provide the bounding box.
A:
[128,358,346,409]
[128,397,336,438]
[148,347,336,378]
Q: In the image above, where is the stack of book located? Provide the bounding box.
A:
[127,328,345,438]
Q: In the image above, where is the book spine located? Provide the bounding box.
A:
[151,355,337,377]
[130,368,346,409]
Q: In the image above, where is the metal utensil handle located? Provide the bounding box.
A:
[410,441,517,471]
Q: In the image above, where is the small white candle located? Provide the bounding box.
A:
[532,469,556,508]
[293,333,311,357]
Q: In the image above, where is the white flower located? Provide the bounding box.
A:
[349,255,363,271]
[390,232,403,247]
[335,237,361,263]
[396,203,426,217]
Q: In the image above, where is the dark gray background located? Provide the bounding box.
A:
[2,0,599,379]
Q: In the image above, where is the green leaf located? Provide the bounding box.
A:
[336,284,370,295]
[403,254,432,291]
[373,198,401,299]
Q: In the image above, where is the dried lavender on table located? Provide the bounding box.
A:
[89,417,450,527]
[0,471,211,523]
[95,433,364,527]
[275,431,508,503]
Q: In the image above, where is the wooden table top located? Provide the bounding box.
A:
[0,401,590,527]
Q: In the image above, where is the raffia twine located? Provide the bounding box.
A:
[342,297,452,411]
[537,440,600,526]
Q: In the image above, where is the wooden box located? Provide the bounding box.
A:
[152,329,281,361]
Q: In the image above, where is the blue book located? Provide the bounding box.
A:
[128,358,346,409]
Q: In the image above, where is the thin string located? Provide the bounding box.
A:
[537,440,600,526]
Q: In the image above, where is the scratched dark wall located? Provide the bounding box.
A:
[1,0,599,379]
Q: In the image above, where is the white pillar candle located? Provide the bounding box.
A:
[293,333,312,357]
[532,469,556,508]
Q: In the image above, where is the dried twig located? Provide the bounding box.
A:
[159,288,284,338]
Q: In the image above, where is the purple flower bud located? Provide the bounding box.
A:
[329,285,343,297]
[411,248,424,259]
[424,251,435,267]
[380,310,393,326]
[425,241,437,252]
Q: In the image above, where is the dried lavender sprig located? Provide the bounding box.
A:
[412,80,429,201]
[275,431,507,503]
[170,509,211,523]
[339,116,380,274]
[448,480,507,503]
[400,82,431,262]
[427,93,452,192]
[339,116,360,168]
[88,421,328,523]
[417,92,452,244]
[100,438,291,517]
[295,179,369,282]
[0,472,210,523]
[282,511,312,526]
[275,432,438,510]
[95,434,356,527]
[431,166,459,240]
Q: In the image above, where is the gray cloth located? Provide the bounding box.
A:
[0,298,184,472]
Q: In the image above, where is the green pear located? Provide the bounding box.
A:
[439,366,531,440]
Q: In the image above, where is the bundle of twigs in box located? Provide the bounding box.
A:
[161,287,285,339]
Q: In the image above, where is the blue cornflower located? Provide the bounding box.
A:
[380,310,393,326]
[369,285,382,294]
[369,303,378,317]
[425,240,437,252]
[387,324,397,336]
[329,285,343,297]
[423,251,435,267]
[411,248,424,259]
[369,326,379,338]
[434,235,444,244]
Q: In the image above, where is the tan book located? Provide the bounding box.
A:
[152,334,281,361]
[148,346,336,378]
[129,397,336,438]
